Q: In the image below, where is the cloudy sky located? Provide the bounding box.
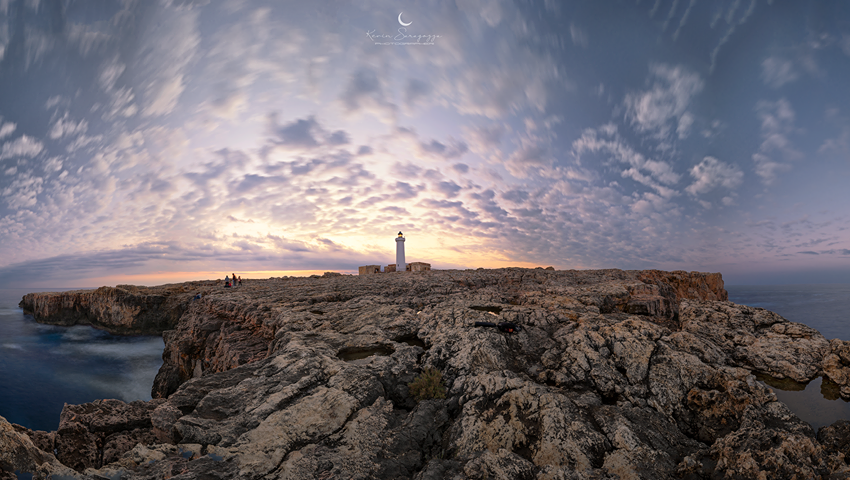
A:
[0,0,849,287]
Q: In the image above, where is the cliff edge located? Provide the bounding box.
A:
[18,282,209,335]
[7,268,850,480]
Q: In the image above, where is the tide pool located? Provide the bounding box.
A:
[728,284,850,431]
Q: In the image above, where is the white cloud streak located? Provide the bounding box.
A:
[685,156,743,196]
[0,122,15,139]
[752,98,799,184]
[624,64,703,139]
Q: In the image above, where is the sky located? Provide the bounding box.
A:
[0,0,849,287]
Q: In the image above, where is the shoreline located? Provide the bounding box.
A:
[5,268,850,479]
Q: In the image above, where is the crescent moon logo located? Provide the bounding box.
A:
[398,12,412,26]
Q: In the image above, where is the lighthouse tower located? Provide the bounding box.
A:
[396,231,406,271]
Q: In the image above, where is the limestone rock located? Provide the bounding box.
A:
[822,339,850,399]
[0,415,83,480]
[18,268,850,479]
[50,398,164,470]
[679,300,829,382]
[18,282,202,334]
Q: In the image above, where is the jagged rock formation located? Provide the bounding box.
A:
[12,268,850,479]
[0,415,81,479]
[19,283,205,335]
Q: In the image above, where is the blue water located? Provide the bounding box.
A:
[728,284,850,430]
[727,284,850,341]
[0,288,163,432]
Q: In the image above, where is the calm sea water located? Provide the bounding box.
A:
[0,288,163,432]
[727,284,850,342]
[1,284,848,433]
[728,284,850,430]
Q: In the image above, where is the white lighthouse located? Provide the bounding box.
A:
[395,231,406,271]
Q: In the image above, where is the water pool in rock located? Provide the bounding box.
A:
[757,374,850,431]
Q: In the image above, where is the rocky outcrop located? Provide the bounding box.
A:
[637,270,727,302]
[14,268,850,479]
[822,339,850,398]
[676,300,830,382]
[18,282,208,335]
[1,415,83,479]
[152,293,277,398]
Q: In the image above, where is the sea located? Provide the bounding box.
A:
[0,284,848,434]
[727,284,850,430]
[0,287,164,432]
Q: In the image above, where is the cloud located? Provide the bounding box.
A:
[5,0,844,286]
[138,5,200,116]
[676,112,694,139]
[1,172,44,209]
[390,163,422,180]
[456,0,506,28]
[66,19,115,57]
[434,41,567,119]
[624,63,704,139]
[19,18,56,70]
[328,130,349,146]
[685,156,743,196]
[339,68,397,123]
[1,136,44,160]
[0,121,16,139]
[752,98,799,184]
[404,79,431,109]
[572,125,680,197]
[268,115,351,150]
[198,6,320,118]
[44,96,67,110]
[97,56,126,91]
[463,124,504,158]
[380,206,409,215]
[229,174,286,195]
[452,163,469,174]
[501,189,529,204]
[661,0,680,33]
[49,113,89,140]
[819,124,850,157]
[390,181,423,200]
[505,143,550,178]
[269,116,321,148]
[672,0,697,41]
[761,57,799,88]
[0,238,382,287]
[570,23,588,47]
[709,0,757,72]
[418,138,468,159]
[104,87,139,120]
[436,180,462,198]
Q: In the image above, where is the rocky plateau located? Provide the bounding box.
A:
[4,268,850,479]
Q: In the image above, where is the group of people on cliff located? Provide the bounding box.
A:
[224,272,242,287]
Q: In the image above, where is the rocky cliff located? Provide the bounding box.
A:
[6,268,850,479]
[19,282,208,335]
